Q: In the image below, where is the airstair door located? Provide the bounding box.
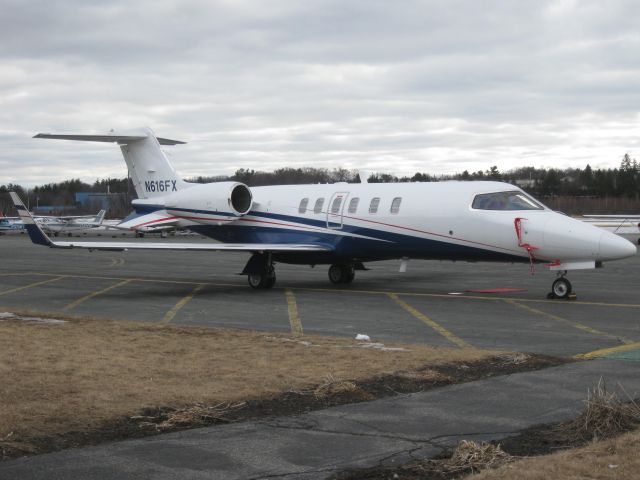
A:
[327,192,349,229]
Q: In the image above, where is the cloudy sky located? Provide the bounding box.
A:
[1,0,639,186]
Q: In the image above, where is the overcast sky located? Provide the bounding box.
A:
[2,0,639,186]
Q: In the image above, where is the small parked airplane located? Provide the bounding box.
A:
[10,127,636,298]
[579,215,640,246]
[37,210,106,236]
[0,216,24,233]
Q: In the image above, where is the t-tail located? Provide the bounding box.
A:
[34,127,188,199]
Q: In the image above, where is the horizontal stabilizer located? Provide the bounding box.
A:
[34,133,185,145]
[116,211,178,231]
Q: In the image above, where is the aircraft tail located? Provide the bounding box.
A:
[94,210,106,224]
[9,192,51,246]
[34,127,188,199]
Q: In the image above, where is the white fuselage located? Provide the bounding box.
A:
[132,181,636,267]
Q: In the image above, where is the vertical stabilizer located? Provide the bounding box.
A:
[34,127,189,199]
[119,127,188,199]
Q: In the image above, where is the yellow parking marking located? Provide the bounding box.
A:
[0,272,40,277]
[3,272,640,310]
[64,279,132,311]
[106,257,125,267]
[286,286,640,309]
[505,299,632,344]
[285,288,304,336]
[0,276,66,296]
[575,342,640,360]
[388,293,472,348]
[161,283,206,324]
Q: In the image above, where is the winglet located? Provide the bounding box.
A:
[9,192,52,246]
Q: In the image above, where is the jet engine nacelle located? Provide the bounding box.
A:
[165,181,253,218]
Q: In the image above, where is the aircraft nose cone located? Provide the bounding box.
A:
[599,231,637,260]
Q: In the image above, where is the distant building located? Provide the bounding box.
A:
[75,192,110,210]
[514,179,536,188]
[32,205,69,214]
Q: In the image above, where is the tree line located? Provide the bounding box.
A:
[2,155,639,217]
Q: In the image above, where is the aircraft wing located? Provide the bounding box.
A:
[10,192,332,253]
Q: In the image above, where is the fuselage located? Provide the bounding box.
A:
[131,181,636,266]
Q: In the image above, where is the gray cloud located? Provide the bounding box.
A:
[1,0,639,186]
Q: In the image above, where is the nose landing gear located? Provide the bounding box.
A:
[547,272,574,300]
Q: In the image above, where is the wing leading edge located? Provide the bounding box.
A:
[9,192,332,253]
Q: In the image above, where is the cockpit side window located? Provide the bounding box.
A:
[472,191,544,211]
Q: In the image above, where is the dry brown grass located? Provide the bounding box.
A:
[0,309,494,443]
[467,428,640,480]
[413,440,513,476]
[565,378,640,441]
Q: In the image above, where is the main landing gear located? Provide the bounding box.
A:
[242,254,363,290]
[547,272,573,300]
[247,265,276,290]
[243,253,277,290]
[328,264,355,284]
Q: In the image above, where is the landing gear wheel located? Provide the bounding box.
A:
[551,277,572,299]
[247,267,276,290]
[328,264,355,284]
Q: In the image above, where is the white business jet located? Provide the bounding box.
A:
[10,127,636,298]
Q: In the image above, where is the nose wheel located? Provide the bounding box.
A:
[548,275,572,299]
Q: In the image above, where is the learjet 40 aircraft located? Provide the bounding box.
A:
[10,127,636,298]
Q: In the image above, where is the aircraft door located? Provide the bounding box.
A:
[327,192,349,229]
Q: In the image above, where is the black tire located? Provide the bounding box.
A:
[328,264,355,284]
[248,267,276,289]
[344,269,355,284]
[552,277,572,299]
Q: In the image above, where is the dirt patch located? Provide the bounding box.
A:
[0,313,564,463]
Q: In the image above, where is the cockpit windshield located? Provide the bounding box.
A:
[472,191,544,211]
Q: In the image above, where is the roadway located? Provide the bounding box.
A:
[1,233,639,359]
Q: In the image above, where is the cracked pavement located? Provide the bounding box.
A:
[2,358,639,479]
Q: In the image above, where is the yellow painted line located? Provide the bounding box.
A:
[286,286,640,309]
[4,272,239,287]
[388,293,472,348]
[505,299,632,344]
[574,341,640,360]
[64,279,132,311]
[0,276,66,296]
[3,272,640,310]
[285,288,304,336]
[161,283,206,324]
[0,272,41,277]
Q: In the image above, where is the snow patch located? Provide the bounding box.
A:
[0,312,66,324]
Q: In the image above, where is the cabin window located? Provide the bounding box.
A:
[472,191,544,211]
[348,197,359,214]
[390,197,402,214]
[331,196,343,214]
[369,197,380,214]
[298,198,309,213]
[313,197,325,213]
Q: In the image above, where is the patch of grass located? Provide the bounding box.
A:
[0,309,496,458]
[411,440,513,477]
[468,428,640,480]
[564,377,640,441]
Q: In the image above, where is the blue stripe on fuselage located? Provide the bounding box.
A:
[132,204,526,264]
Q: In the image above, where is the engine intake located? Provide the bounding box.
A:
[230,183,252,215]
[163,181,253,219]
